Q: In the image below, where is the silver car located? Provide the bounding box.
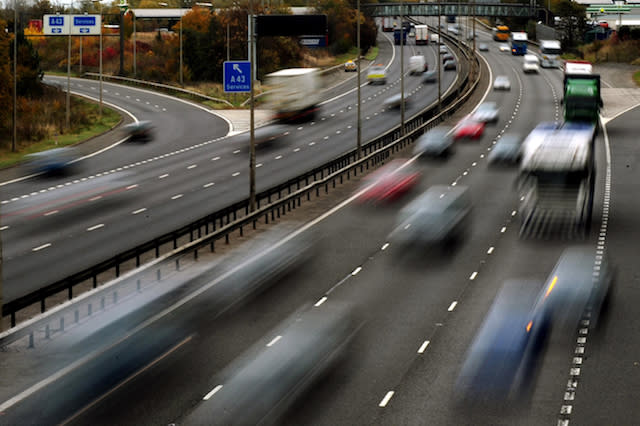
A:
[493,75,511,91]
[488,133,523,165]
[472,102,499,123]
[413,126,454,157]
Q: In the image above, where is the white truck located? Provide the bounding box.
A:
[517,122,596,238]
[431,33,440,44]
[382,17,394,32]
[415,24,429,45]
[539,39,562,68]
[264,68,323,122]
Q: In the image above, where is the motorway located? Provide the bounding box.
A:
[2,23,640,426]
[0,30,458,302]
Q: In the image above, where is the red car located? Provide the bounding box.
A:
[357,159,421,203]
[453,117,485,140]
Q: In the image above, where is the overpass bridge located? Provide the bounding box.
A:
[363,2,539,18]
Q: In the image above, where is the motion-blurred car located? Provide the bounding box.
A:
[383,93,410,110]
[439,44,448,54]
[453,117,485,140]
[388,185,472,247]
[493,75,511,91]
[357,159,421,204]
[238,124,290,147]
[543,246,614,330]
[183,302,360,426]
[24,147,80,176]
[523,54,540,73]
[443,59,457,70]
[478,43,489,51]
[467,32,478,40]
[499,43,510,52]
[488,133,523,165]
[122,120,155,142]
[422,70,437,83]
[456,279,552,402]
[409,55,428,75]
[367,64,387,85]
[442,53,454,63]
[472,102,499,124]
[344,60,357,72]
[413,126,454,157]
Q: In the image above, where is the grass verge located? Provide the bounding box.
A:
[0,101,121,170]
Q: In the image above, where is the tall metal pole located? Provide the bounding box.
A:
[472,1,476,52]
[179,11,183,86]
[249,0,256,211]
[437,0,441,110]
[133,14,136,76]
[99,1,103,117]
[66,2,72,129]
[12,0,17,152]
[227,22,230,61]
[118,8,124,75]
[356,0,361,158]
[79,35,83,74]
[400,1,405,136]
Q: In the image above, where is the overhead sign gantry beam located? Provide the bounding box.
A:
[363,2,537,18]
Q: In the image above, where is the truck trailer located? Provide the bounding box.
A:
[563,61,602,124]
[517,122,596,238]
[415,24,429,45]
[264,68,323,122]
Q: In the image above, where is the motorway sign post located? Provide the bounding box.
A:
[223,61,252,93]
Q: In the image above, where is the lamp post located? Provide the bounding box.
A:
[179,8,183,86]
[356,0,361,159]
[93,0,103,117]
[12,0,17,152]
[249,0,256,211]
[66,1,72,129]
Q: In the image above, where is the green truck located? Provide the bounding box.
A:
[562,61,603,124]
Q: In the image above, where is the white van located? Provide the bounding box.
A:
[409,55,427,75]
[523,54,540,73]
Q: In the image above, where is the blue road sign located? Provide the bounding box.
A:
[74,16,96,26]
[224,61,251,93]
[52,28,62,33]
[49,16,64,26]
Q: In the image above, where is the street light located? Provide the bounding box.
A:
[92,0,103,117]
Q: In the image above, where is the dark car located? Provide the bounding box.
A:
[456,279,552,403]
[413,126,454,157]
[183,302,360,426]
[388,185,471,247]
[24,147,80,176]
[443,59,457,70]
[543,246,614,330]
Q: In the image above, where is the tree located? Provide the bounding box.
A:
[555,0,587,50]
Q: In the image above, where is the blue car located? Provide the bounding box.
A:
[456,279,552,403]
